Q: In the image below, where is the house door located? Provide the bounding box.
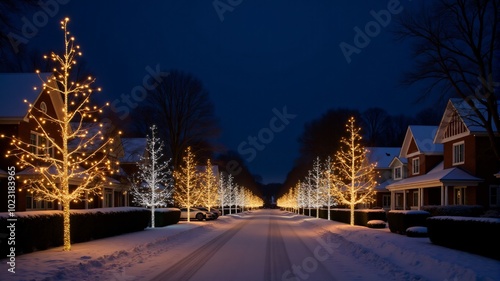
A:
[454,187,466,205]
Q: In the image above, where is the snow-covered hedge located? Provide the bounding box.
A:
[427,216,500,260]
[421,205,484,217]
[387,210,430,235]
[319,208,387,226]
[0,207,150,256]
[154,208,181,227]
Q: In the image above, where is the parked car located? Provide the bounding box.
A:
[196,207,221,219]
[179,207,214,221]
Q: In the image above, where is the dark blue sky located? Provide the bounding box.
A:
[18,0,430,184]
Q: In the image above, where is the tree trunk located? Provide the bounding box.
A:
[63,200,71,251]
[151,205,155,228]
[350,203,355,226]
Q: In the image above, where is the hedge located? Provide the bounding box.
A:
[387,210,430,234]
[427,216,500,260]
[154,208,181,227]
[318,208,387,226]
[421,205,484,217]
[0,207,150,256]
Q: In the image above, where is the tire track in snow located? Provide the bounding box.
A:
[150,218,252,281]
[264,216,294,281]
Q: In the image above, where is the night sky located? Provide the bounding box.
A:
[11,0,432,184]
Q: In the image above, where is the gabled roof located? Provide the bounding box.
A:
[0,73,54,120]
[120,138,147,163]
[434,98,500,143]
[366,147,400,169]
[387,162,482,190]
[389,156,407,168]
[400,125,443,158]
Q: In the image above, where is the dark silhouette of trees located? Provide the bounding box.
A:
[132,70,220,169]
[361,107,390,146]
[396,0,500,157]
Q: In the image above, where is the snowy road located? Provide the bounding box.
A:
[146,210,414,281]
[5,209,499,281]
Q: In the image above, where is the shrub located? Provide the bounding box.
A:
[0,207,150,257]
[318,209,386,226]
[387,210,430,234]
[427,216,500,260]
[421,205,484,217]
[154,208,181,227]
[367,220,386,229]
[406,226,428,238]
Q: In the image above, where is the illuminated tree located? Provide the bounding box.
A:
[331,117,377,225]
[173,146,201,222]
[5,18,117,251]
[199,158,218,211]
[130,125,173,228]
[323,156,337,221]
[311,157,326,218]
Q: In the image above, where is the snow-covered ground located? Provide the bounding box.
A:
[1,209,499,281]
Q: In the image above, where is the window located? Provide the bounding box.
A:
[382,195,390,208]
[40,102,47,114]
[30,132,53,156]
[490,185,500,207]
[412,158,420,175]
[393,167,402,180]
[454,186,466,205]
[453,142,465,165]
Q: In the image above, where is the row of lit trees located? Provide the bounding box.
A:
[277,117,378,225]
[130,131,262,223]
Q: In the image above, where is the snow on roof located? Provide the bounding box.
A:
[389,156,407,168]
[0,73,52,118]
[400,126,443,157]
[120,138,147,163]
[435,98,500,143]
[387,162,483,190]
[366,147,400,169]
[68,122,115,151]
[451,98,499,133]
[0,168,7,178]
[375,178,394,192]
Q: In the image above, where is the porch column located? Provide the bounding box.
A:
[390,191,395,210]
[111,188,115,207]
[440,185,444,205]
[444,185,449,206]
[417,188,422,210]
[403,191,407,210]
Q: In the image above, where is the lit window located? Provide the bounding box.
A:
[453,142,465,165]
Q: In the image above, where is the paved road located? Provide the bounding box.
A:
[149,209,380,281]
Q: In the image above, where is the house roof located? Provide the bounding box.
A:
[389,156,407,168]
[434,98,500,143]
[366,147,400,169]
[0,73,52,119]
[400,125,443,158]
[375,178,394,192]
[120,138,147,163]
[387,162,482,190]
[0,168,7,178]
[196,165,220,176]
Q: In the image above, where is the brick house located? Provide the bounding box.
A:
[387,99,499,210]
[0,73,130,211]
